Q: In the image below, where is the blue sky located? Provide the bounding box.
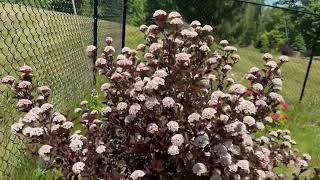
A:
[265,0,277,5]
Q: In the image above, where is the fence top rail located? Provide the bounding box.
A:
[230,0,320,17]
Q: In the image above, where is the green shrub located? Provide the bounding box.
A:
[258,30,285,53]
[291,34,306,53]
[260,32,270,52]
[127,0,146,26]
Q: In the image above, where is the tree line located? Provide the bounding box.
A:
[127,0,320,56]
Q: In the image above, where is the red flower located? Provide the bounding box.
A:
[245,90,253,95]
[271,114,280,121]
[281,102,289,110]
[283,114,289,121]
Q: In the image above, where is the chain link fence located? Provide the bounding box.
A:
[0,0,124,178]
[97,0,124,54]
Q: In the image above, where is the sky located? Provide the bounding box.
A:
[265,0,277,5]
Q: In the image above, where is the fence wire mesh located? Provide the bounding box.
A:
[97,0,124,55]
[0,0,124,178]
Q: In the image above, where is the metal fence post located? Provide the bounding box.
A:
[299,26,320,101]
[121,0,128,48]
[93,0,98,85]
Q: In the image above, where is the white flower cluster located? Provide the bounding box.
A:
[130,170,146,180]
[167,121,179,132]
[22,127,44,137]
[72,162,85,174]
[11,122,24,134]
[38,145,52,161]
[69,132,85,152]
[96,145,106,154]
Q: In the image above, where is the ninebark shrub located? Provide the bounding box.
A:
[2,10,313,179]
